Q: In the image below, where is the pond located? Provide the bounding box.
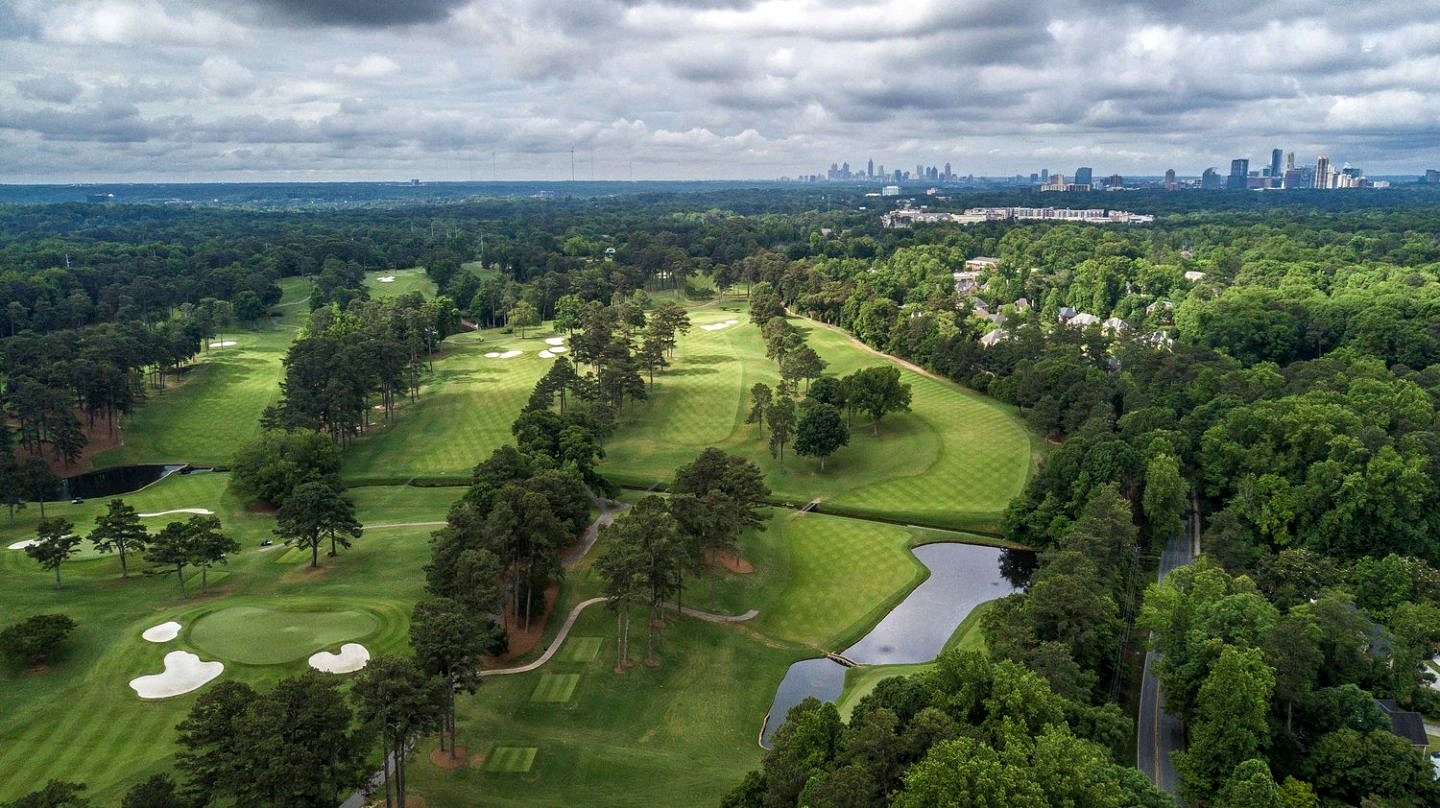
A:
[58,464,194,501]
[759,542,1030,747]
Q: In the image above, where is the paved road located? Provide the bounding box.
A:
[1136,528,1193,797]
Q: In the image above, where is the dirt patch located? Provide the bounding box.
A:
[429,746,470,769]
[705,549,754,574]
[247,500,278,514]
[483,583,559,666]
[14,411,125,475]
[468,750,488,768]
[405,797,427,808]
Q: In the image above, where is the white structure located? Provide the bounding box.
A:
[979,329,1010,347]
[1102,317,1129,334]
[1183,270,1207,282]
[963,207,1154,224]
[1068,313,1102,328]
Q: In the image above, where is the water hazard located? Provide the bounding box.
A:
[759,542,1029,747]
[58,464,193,500]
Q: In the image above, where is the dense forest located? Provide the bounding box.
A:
[5,185,1440,805]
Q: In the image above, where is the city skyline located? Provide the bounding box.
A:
[3,1,1440,182]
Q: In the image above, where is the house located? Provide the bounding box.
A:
[1013,297,1031,312]
[1144,330,1175,350]
[979,329,1010,347]
[1102,317,1128,334]
[965,256,1000,272]
[1144,300,1173,316]
[989,312,1007,326]
[1183,270,1206,282]
[1057,306,1078,322]
[952,271,981,295]
[1068,312,1101,328]
[1375,699,1429,749]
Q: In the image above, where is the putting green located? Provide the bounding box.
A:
[486,747,538,773]
[561,637,603,663]
[531,673,580,703]
[188,606,379,665]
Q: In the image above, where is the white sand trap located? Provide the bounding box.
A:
[484,351,502,358]
[142,621,182,643]
[549,346,567,353]
[701,321,734,332]
[8,539,40,550]
[130,651,224,699]
[498,350,523,359]
[210,340,237,348]
[309,643,370,674]
[538,350,555,359]
[545,337,566,346]
[378,276,396,283]
[138,508,214,518]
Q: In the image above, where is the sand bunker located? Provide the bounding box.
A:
[545,337,566,346]
[538,350,555,359]
[309,643,370,674]
[211,340,237,348]
[484,351,502,358]
[378,276,396,283]
[142,621,182,643]
[130,651,224,699]
[8,539,40,550]
[139,508,215,518]
[701,319,740,332]
[495,350,523,359]
[549,346,567,353]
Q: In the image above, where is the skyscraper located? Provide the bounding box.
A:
[1074,167,1093,187]
[1270,149,1283,180]
[1228,159,1249,190]
[1314,155,1330,189]
[1164,169,1176,190]
[866,158,874,179]
[1201,168,1223,190]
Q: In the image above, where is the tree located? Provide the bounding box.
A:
[0,781,90,808]
[1213,759,1284,808]
[747,383,772,436]
[121,774,185,808]
[1142,450,1186,540]
[794,402,850,471]
[606,496,682,664]
[507,299,540,338]
[766,395,796,467]
[782,345,826,391]
[176,681,257,805]
[232,673,370,807]
[229,429,341,506]
[596,531,645,670]
[1175,644,1275,802]
[0,613,76,667]
[25,519,79,590]
[17,456,59,517]
[844,366,912,435]
[275,479,363,568]
[89,499,149,578]
[410,598,498,759]
[146,521,196,598]
[353,656,445,808]
[186,515,238,594]
[552,293,583,335]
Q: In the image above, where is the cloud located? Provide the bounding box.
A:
[242,0,467,27]
[200,56,256,98]
[334,55,400,78]
[16,74,83,103]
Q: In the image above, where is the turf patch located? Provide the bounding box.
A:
[189,605,379,665]
[561,636,602,663]
[272,546,308,564]
[485,746,537,773]
[530,673,579,703]
[183,570,230,590]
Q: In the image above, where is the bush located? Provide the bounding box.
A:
[229,429,341,506]
[0,614,77,667]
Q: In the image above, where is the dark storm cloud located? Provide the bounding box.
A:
[242,0,468,27]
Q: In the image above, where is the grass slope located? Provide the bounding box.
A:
[94,277,311,468]
[365,267,436,299]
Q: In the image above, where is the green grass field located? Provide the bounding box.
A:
[94,277,312,469]
[0,288,1039,805]
[366,267,436,299]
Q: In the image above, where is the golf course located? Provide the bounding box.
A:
[0,281,1036,805]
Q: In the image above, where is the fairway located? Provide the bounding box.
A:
[188,606,380,665]
[95,277,311,469]
[601,307,1036,532]
[530,673,580,703]
[365,267,436,299]
[562,637,603,663]
[486,747,539,773]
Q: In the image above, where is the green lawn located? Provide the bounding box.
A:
[366,267,436,299]
[94,277,311,469]
[188,605,380,664]
[601,305,1036,533]
[0,471,445,804]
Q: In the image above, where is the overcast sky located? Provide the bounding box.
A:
[2,0,1439,182]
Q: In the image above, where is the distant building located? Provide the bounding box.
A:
[1375,700,1428,749]
[1074,167,1093,187]
[964,257,1000,271]
[1314,155,1331,189]
[1201,168,1224,190]
[1270,148,1283,181]
[1105,174,1124,189]
[1164,169,1176,190]
[1426,169,1440,184]
[882,185,901,197]
[1228,159,1250,190]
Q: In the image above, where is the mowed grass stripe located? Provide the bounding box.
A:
[531,673,580,703]
[562,636,603,663]
[487,746,538,772]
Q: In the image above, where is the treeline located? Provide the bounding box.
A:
[264,294,461,445]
